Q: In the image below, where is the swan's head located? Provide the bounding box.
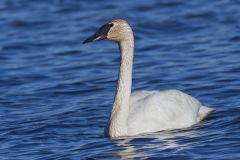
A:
[83,19,133,44]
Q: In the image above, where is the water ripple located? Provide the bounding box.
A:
[0,0,240,159]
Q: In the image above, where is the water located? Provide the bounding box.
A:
[0,0,240,159]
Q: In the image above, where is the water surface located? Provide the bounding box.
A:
[0,0,240,159]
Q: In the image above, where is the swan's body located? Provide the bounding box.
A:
[83,19,214,138]
[128,90,213,136]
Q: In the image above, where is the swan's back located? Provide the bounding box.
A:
[128,90,210,135]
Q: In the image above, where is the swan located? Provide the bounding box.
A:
[83,19,214,138]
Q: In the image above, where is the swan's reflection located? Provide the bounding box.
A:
[113,128,200,159]
[112,138,144,159]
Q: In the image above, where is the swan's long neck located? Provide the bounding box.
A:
[108,35,134,137]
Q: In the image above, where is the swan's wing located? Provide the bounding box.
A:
[130,90,158,104]
[128,90,203,135]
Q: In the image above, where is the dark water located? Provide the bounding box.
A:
[1,0,240,159]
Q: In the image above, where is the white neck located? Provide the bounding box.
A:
[107,35,134,137]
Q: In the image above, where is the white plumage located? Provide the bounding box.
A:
[128,90,213,136]
[83,19,214,138]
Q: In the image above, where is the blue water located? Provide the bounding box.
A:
[1,0,240,159]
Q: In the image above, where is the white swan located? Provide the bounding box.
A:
[83,19,214,138]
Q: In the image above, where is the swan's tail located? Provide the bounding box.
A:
[197,106,215,122]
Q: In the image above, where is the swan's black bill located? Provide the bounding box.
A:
[82,34,101,44]
[82,23,114,44]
